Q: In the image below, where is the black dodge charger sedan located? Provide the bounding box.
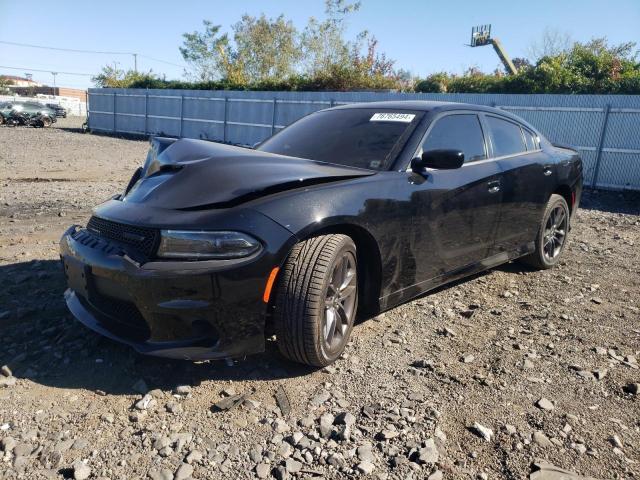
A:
[60,101,582,366]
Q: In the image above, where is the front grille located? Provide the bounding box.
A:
[87,216,160,257]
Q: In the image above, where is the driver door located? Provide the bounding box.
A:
[409,112,504,285]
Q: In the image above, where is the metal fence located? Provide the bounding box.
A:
[87,89,640,191]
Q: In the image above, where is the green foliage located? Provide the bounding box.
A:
[92,65,160,88]
[0,76,14,94]
[415,38,640,95]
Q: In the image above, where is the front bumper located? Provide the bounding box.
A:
[60,222,292,360]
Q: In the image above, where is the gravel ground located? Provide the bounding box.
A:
[1,119,639,480]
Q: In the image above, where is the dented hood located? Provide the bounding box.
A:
[122,138,375,210]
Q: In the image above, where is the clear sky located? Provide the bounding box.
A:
[1,0,639,89]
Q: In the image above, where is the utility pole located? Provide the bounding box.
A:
[133,53,138,73]
[468,25,518,75]
[51,71,58,94]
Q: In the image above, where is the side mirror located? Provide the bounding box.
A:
[411,149,464,172]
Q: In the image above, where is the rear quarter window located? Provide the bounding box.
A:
[487,116,526,157]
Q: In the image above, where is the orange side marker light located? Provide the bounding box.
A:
[263,267,280,303]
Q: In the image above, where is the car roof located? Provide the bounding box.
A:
[329,100,539,132]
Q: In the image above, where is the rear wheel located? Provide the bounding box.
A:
[274,234,358,366]
[41,116,52,127]
[520,194,570,269]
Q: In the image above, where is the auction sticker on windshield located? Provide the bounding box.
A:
[370,113,415,122]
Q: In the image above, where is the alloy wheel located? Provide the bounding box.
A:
[543,204,568,261]
[322,251,357,353]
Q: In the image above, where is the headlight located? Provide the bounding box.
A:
[157,230,261,260]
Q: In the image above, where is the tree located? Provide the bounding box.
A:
[527,27,572,60]
[233,14,300,82]
[179,21,238,82]
[92,65,159,88]
[0,76,13,94]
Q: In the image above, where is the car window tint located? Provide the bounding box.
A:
[523,128,537,151]
[487,116,526,157]
[258,109,422,171]
[421,114,486,163]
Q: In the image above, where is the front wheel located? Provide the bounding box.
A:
[274,234,358,366]
[520,194,570,269]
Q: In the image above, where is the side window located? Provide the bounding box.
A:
[421,114,486,163]
[486,116,526,157]
[522,128,538,151]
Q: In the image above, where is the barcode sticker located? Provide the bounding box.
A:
[370,113,415,123]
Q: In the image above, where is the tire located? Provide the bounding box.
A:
[519,194,570,270]
[274,234,358,366]
[41,116,52,127]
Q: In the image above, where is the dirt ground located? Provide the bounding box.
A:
[0,118,639,480]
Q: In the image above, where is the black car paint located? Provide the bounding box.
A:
[60,101,583,360]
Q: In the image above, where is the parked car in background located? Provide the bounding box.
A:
[46,103,68,118]
[60,101,582,366]
[0,101,57,127]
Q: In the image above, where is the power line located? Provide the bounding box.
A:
[0,40,133,55]
[0,40,187,69]
[0,65,93,76]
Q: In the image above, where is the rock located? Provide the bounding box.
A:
[335,411,356,427]
[166,401,182,414]
[284,458,302,473]
[256,463,270,479]
[418,438,439,464]
[100,413,115,424]
[135,394,156,410]
[590,297,603,304]
[148,468,173,480]
[378,429,399,440]
[273,418,290,434]
[1,365,12,377]
[72,460,91,480]
[311,389,331,406]
[212,394,246,411]
[623,383,639,395]
[244,398,261,410]
[274,465,288,480]
[428,470,443,480]
[471,423,493,442]
[357,443,375,463]
[327,452,346,468]
[319,413,335,438]
[275,386,292,416]
[609,435,623,449]
[461,354,475,363]
[174,462,193,480]
[504,424,517,435]
[533,431,553,448]
[592,368,607,380]
[0,376,17,388]
[530,460,598,479]
[186,450,202,464]
[174,385,192,396]
[357,461,376,474]
[536,398,555,411]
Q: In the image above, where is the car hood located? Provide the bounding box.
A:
[122,138,376,210]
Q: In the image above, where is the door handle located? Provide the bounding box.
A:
[543,165,553,176]
[487,180,501,193]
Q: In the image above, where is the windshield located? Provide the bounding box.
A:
[257,108,423,171]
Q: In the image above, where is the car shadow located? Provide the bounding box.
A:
[0,253,547,396]
[0,259,315,396]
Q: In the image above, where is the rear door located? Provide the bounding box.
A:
[409,112,504,283]
[484,114,552,255]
